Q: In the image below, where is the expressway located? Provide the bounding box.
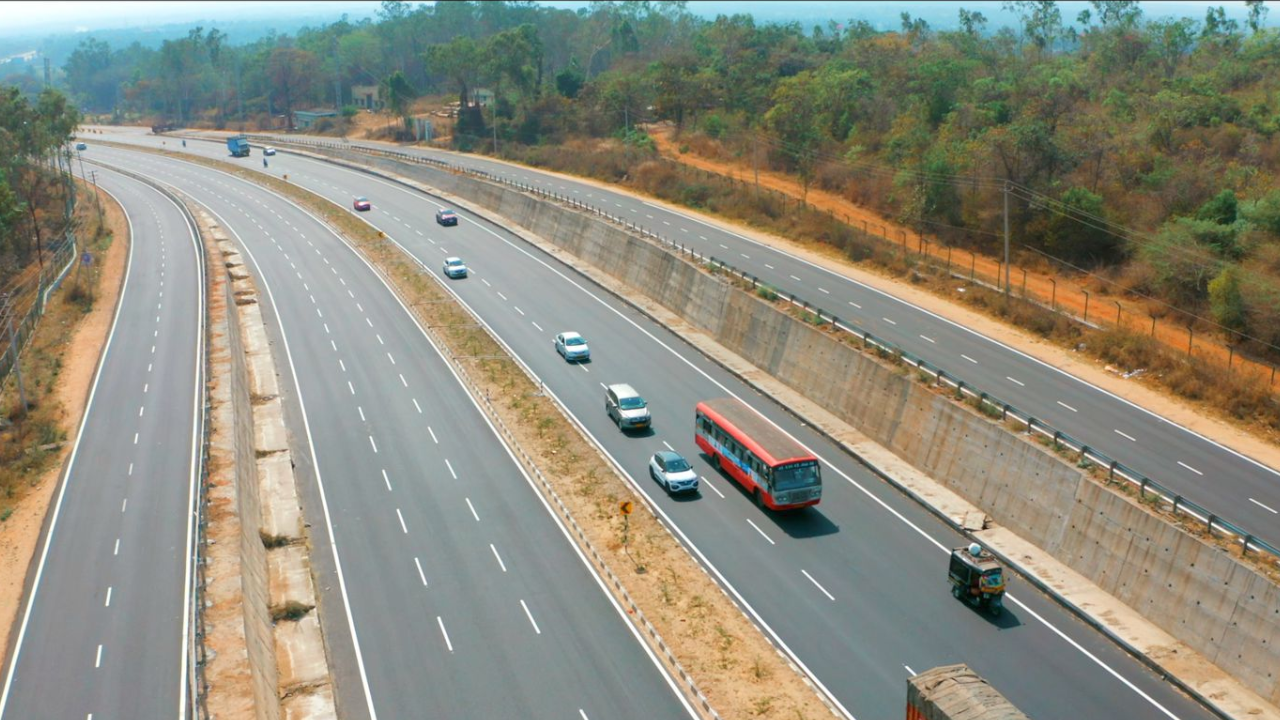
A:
[94,133,1218,719]
[0,167,204,719]
[89,145,697,720]
[226,129,1280,549]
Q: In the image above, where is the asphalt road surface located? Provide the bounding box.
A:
[92,134,1221,720]
[227,130,1280,551]
[0,166,204,719]
[90,145,697,720]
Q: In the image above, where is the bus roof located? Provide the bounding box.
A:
[697,398,815,467]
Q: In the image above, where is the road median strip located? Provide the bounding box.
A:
[118,142,841,720]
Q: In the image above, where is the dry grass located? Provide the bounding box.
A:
[0,190,113,521]
[134,146,837,720]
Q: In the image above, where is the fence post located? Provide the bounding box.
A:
[970,251,976,281]
[1187,326,1194,356]
[1082,290,1090,323]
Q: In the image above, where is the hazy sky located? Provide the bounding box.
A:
[0,0,1266,38]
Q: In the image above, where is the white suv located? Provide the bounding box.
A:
[605,383,651,431]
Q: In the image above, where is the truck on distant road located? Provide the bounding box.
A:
[227,135,251,157]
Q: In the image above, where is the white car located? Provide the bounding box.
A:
[263,146,277,156]
[442,256,468,278]
[554,331,590,361]
[649,451,699,494]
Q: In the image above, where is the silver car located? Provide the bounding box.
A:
[442,256,468,278]
[605,383,651,430]
[554,331,590,361]
[649,451,699,495]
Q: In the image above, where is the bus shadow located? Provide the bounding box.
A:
[765,506,840,539]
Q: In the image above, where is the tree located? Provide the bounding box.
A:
[381,70,416,128]
[958,8,988,37]
[1196,189,1239,225]
[555,59,585,99]
[1088,0,1142,28]
[1041,187,1123,264]
[425,36,482,109]
[1208,265,1246,330]
[268,48,317,128]
[765,72,823,200]
[1246,0,1270,33]
[1003,1,1064,52]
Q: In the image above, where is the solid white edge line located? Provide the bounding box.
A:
[0,174,139,718]
[193,198,381,719]
[168,158,701,719]
[640,200,1280,494]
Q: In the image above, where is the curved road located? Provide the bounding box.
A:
[0,166,204,719]
[91,145,697,720]
[229,129,1280,549]
[95,135,1218,719]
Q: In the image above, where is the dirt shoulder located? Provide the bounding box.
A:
[0,182,128,670]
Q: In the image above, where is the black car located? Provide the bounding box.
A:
[436,208,459,226]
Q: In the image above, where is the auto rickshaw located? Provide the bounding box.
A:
[948,543,1005,616]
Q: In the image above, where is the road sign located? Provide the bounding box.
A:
[81,252,92,266]
[619,500,633,516]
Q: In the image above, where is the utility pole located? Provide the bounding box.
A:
[1003,182,1011,297]
[4,306,28,416]
[753,133,760,201]
[491,104,498,155]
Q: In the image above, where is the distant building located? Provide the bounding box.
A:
[293,109,338,129]
[471,87,495,107]
[352,84,383,110]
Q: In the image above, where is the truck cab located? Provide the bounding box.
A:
[227,135,251,158]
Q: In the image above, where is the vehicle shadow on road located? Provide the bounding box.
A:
[952,599,1023,629]
[766,506,840,539]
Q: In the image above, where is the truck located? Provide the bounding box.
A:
[907,664,1029,720]
[227,135,251,158]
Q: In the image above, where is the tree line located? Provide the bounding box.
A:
[54,0,1280,349]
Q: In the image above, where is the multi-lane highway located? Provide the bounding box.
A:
[90,133,1219,719]
[230,130,1280,549]
[0,167,204,719]
[89,144,697,719]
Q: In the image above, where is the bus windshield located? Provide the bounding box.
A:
[773,461,820,490]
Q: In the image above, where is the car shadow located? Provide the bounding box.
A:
[952,597,1022,629]
[619,426,656,438]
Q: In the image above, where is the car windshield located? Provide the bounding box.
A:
[441,210,454,216]
[772,460,821,490]
[356,197,367,202]
[565,337,585,346]
[664,456,690,472]
[447,259,463,266]
[618,396,646,410]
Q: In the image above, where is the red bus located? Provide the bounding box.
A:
[695,398,822,510]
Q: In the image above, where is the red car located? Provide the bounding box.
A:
[353,196,371,211]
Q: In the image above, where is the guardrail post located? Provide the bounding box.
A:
[936,370,945,386]
[1080,445,1090,462]
[1053,430,1061,448]
[1242,534,1253,556]
[955,381,965,400]
[1173,495,1182,514]
[1001,404,1009,421]
[1206,514,1217,534]
[1109,460,1118,481]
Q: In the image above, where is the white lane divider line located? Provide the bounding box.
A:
[437,616,453,652]
[765,264,775,270]
[128,463,133,476]
[719,244,728,250]
[961,354,977,363]
[662,441,675,451]
[490,543,508,572]
[399,373,408,387]
[113,538,120,556]
[1250,498,1278,514]
[387,352,396,365]
[801,569,835,601]
[466,498,480,522]
[339,359,347,373]
[357,406,366,422]
[104,587,112,608]
[790,275,801,281]
[700,476,725,499]
[1114,429,1137,442]
[415,557,428,587]
[497,291,508,301]
[414,398,424,414]
[904,664,917,676]
[520,599,542,635]
[745,518,776,546]
[481,278,491,287]
[531,321,544,332]
[446,459,457,479]
[95,644,103,669]
[376,334,384,345]
[428,426,438,443]
[369,436,379,454]
[919,335,935,343]
[1006,376,1025,387]
[1057,401,1078,412]
[514,306,525,316]
[882,317,897,325]
[818,287,829,294]
[848,301,861,309]
[348,381,355,395]
[1177,461,1203,476]
[382,469,392,492]
[395,508,407,534]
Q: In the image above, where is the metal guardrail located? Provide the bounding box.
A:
[251,134,1280,568]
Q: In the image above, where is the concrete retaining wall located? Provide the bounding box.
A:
[330,153,1280,704]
